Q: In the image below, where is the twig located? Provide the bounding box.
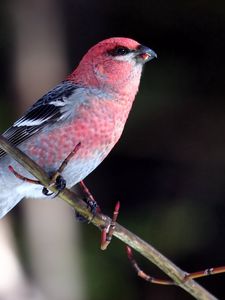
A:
[0,134,218,300]
[101,201,120,250]
[126,246,174,285]
[126,246,225,285]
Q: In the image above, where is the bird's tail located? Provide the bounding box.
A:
[0,156,26,219]
[0,192,22,219]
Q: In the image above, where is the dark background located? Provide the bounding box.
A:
[0,1,225,299]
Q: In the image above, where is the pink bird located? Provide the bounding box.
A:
[0,37,157,218]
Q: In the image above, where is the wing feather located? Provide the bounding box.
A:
[0,81,78,158]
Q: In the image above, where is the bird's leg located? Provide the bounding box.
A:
[76,180,120,250]
[75,180,99,222]
[100,201,120,250]
[9,141,119,250]
[126,246,225,285]
[41,174,67,197]
[42,142,81,197]
[79,180,99,214]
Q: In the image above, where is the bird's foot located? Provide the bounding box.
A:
[9,165,66,198]
[8,142,81,198]
[41,142,81,197]
[75,200,98,222]
[100,201,120,250]
[42,174,67,197]
[75,180,120,250]
[75,180,100,222]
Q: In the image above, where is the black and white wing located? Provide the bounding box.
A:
[0,81,78,158]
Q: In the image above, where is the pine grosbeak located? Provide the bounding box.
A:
[0,37,157,218]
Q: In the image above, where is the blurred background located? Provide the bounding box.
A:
[0,0,225,299]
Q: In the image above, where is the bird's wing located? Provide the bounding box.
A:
[0,81,79,158]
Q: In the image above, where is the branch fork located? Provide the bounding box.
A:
[0,134,220,300]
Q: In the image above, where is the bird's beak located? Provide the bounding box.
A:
[136,45,157,63]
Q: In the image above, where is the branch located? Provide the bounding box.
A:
[0,135,218,300]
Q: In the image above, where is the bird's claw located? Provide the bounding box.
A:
[41,143,81,197]
[9,143,81,198]
[75,180,99,222]
[75,195,99,222]
[42,187,53,196]
[42,174,67,197]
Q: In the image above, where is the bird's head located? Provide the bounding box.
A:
[86,37,157,65]
[69,37,157,94]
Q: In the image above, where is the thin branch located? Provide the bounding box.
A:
[0,134,218,300]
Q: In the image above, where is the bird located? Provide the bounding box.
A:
[0,37,157,219]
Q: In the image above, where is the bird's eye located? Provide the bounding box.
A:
[108,46,131,56]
